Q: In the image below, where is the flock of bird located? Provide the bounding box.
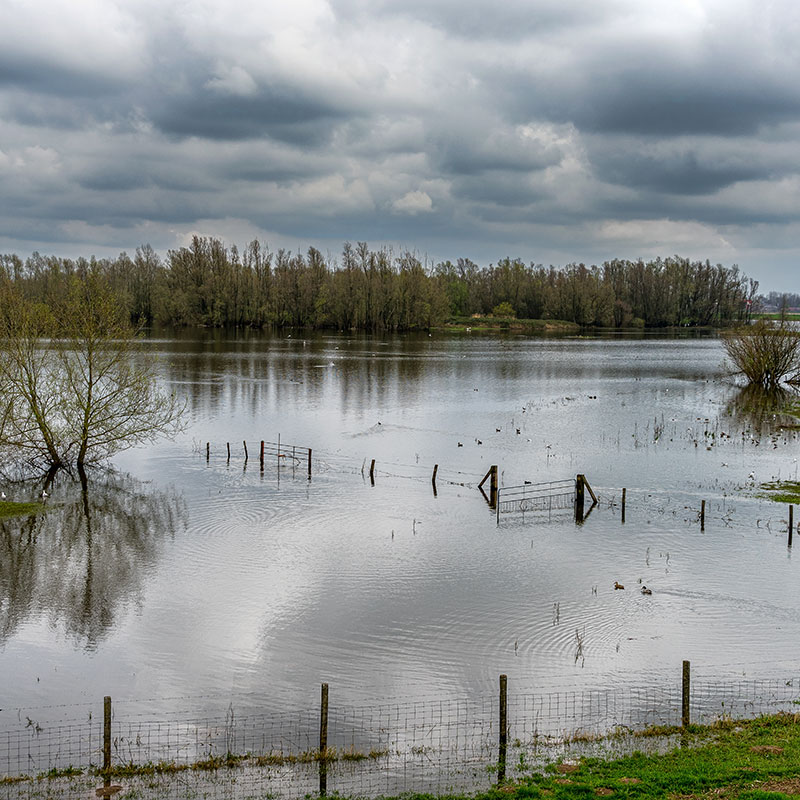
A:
[614,580,652,595]
[0,489,48,500]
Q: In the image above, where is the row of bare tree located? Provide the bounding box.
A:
[1,239,759,330]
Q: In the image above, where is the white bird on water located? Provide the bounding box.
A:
[1,491,6,500]
[41,490,48,499]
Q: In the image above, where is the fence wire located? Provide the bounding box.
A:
[3,672,800,800]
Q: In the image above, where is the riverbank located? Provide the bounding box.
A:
[4,713,800,799]
[498,712,800,800]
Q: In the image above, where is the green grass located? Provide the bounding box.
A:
[757,481,800,504]
[0,500,44,519]
[474,714,800,800]
[752,313,800,322]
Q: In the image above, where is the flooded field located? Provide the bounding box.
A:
[1,331,799,724]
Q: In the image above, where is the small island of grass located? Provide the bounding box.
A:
[441,315,580,335]
[758,480,800,504]
[0,500,45,519]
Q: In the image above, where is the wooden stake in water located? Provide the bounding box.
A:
[701,500,705,531]
[790,505,794,547]
[370,459,376,485]
[260,440,265,470]
[319,683,329,796]
[575,474,585,524]
[682,660,691,728]
[206,442,209,462]
[621,488,626,523]
[103,695,112,777]
[226,442,230,462]
[243,440,248,461]
[432,464,438,496]
[498,674,507,783]
[308,448,313,480]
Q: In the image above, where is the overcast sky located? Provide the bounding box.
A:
[1,0,799,290]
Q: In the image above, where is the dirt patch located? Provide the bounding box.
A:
[759,777,800,793]
[749,745,785,755]
[619,777,641,784]
[557,763,580,773]
[671,777,800,799]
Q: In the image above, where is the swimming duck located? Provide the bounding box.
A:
[614,581,625,590]
[641,586,652,595]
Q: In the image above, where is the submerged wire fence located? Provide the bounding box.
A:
[3,670,800,799]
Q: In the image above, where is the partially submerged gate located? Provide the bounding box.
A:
[495,475,596,524]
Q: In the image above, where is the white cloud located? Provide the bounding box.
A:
[392,190,433,215]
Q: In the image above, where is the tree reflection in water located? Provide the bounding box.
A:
[0,468,186,649]
[725,384,800,438]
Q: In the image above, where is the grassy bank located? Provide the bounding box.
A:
[487,713,800,800]
[441,316,580,334]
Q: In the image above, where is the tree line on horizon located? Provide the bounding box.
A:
[0,237,760,331]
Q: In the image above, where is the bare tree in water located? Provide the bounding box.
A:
[0,271,185,471]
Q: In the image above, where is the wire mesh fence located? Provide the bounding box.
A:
[3,668,800,800]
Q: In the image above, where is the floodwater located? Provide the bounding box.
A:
[2,331,799,723]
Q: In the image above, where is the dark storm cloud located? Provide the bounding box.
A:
[450,173,546,207]
[498,56,800,138]
[0,55,127,97]
[572,75,800,137]
[78,167,151,192]
[151,85,349,144]
[1,91,123,130]
[589,143,772,195]
[432,132,562,176]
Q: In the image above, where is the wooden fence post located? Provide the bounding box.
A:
[682,660,691,728]
[621,488,626,523]
[498,674,507,783]
[319,683,329,796]
[103,695,112,777]
[575,474,585,523]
